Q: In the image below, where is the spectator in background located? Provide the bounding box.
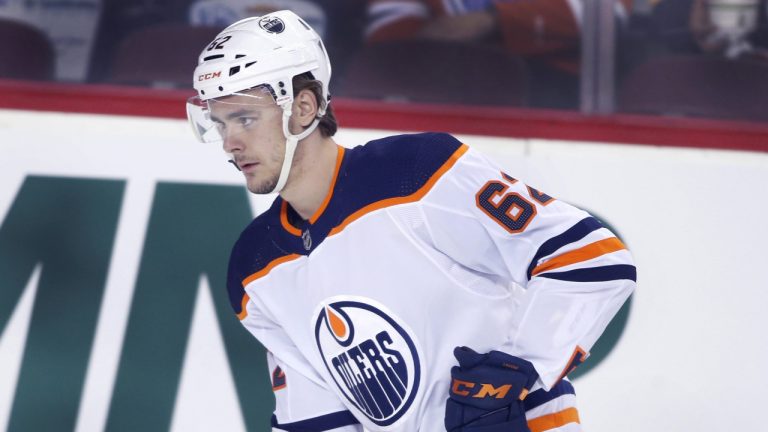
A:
[365,0,633,109]
[647,0,767,58]
[689,0,768,59]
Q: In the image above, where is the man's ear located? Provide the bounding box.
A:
[292,88,318,129]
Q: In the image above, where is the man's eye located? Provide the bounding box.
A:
[238,117,255,127]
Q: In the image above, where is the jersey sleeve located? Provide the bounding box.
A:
[420,144,636,389]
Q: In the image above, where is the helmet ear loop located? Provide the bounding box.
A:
[282,104,321,142]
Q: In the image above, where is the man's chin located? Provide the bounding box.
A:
[246,178,279,195]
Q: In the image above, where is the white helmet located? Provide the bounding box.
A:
[186,10,332,194]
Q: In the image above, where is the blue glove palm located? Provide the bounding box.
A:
[445,347,539,432]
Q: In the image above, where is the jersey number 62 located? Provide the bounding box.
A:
[475,173,553,234]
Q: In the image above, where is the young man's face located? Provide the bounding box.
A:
[208,89,286,194]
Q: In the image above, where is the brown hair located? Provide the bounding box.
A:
[292,72,338,137]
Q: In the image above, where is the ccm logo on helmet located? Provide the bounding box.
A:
[198,72,221,81]
[259,16,285,33]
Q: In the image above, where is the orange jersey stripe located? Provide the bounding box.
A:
[280,201,303,236]
[238,254,302,320]
[329,144,468,236]
[280,145,345,234]
[242,253,302,287]
[532,237,626,276]
[527,407,580,432]
[310,146,345,224]
[237,294,250,321]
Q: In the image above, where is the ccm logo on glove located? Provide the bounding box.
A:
[451,379,528,400]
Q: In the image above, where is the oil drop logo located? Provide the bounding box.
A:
[314,297,421,426]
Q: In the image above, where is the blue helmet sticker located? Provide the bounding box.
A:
[259,16,285,34]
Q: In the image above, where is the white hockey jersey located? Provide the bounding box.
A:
[227,133,636,431]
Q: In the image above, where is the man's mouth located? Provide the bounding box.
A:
[238,161,259,173]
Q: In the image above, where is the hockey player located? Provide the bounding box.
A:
[186,10,636,432]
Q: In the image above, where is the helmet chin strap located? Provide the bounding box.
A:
[266,104,320,194]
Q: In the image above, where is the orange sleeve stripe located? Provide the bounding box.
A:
[527,407,580,432]
[310,146,345,224]
[241,253,302,287]
[237,294,250,321]
[329,144,468,236]
[557,345,588,383]
[531,237,626,276]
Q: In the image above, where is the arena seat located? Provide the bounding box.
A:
[0,18,55,81]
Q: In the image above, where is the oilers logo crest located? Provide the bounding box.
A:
[259,16,285,34]
[314,297,421,426]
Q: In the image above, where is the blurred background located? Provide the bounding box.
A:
[2,0,768,120]
[1,1,768,432]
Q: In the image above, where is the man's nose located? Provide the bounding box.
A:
[222,131,244,154]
